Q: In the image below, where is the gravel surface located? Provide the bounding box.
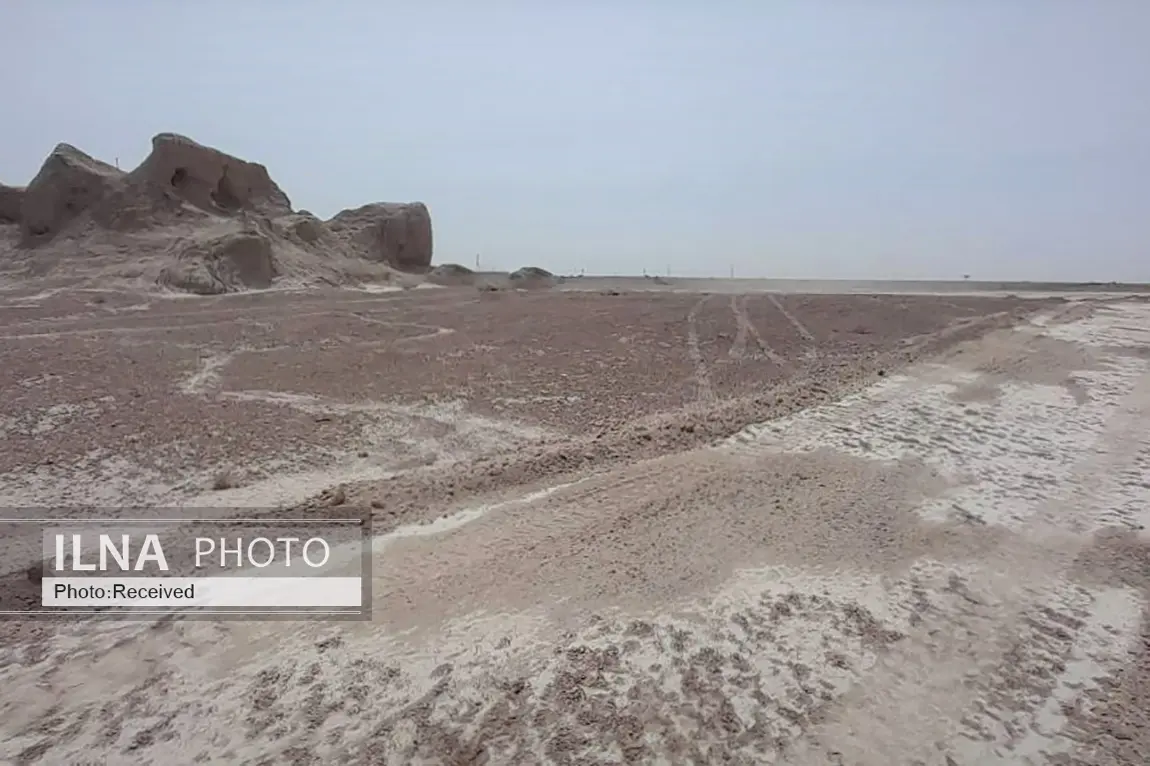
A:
[2,283,1148,764]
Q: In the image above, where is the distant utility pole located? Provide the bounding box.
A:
[475,253,480,271]
[729,265,734,278]
[666,265,671,277]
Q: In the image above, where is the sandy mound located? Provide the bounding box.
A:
[427,263,476,286]
[157,228,276,295]
[279,211,329,246]
[509,265,556,288]
[0,133,437,293]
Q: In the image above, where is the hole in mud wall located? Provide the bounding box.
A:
[212,172,242,212]
[171,167,189,188]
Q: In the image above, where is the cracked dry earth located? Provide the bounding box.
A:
[2,285,1150,765]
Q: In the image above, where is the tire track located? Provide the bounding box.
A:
[728,296,749,360]
[767,292,816,344]
[740,296,787,366]
[687,295,716,402]
[728,295,786,366]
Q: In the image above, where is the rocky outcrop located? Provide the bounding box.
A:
[0,183,24,224]
[327,202,433,272]
[20,144,124,244]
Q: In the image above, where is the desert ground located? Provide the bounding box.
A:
[1,278,1150,765]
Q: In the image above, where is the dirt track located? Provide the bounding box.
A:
[2,283,1149,764]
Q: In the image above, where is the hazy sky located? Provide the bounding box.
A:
[3,1,1149,280]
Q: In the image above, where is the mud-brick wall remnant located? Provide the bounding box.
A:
[19,144,124,244]
[0,182,25,225]
[326,202,433,271]
[129,133,293,218]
